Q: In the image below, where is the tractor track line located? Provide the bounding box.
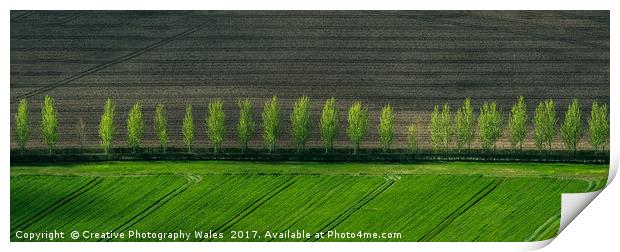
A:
[11,177,103,232]
[268,177,349,241]
[149,176,234,230]
[526,214,560,241]
[525,180,602,242]
[417,178,505,242]
[10,11,36,23]
[204,177,298,241]
[100,175,200,241]
[10,17,206,104]
[306,177,397,242]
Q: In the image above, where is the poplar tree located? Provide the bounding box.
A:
[439,104,452,151]
[407,123,417,154]
[15,99,30,154]
[207,99,226,154]
[99,98,116,155]
[508,96,528,150]
[182,104,195,152]
[76,117,86,151]
[534,99,557,151]
[320,97,339,153]
[291,96,311,152]
[588,100,609,152]
[262,96,280,153]
[347,101,369,155]
[455,98,474,150]
[127,102,144,153]
[429,105,442,151]
[378,104,394,152]
[429,103,452,151]
[561,99,582,152]
[478,101,502,151]
[41,95,59,155]
[153,103,168,153]
[237,99,255,153]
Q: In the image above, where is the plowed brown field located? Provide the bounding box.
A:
[10,11,609,150]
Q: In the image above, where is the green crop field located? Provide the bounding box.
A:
[10,161,607,242]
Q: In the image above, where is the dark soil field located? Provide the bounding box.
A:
[10,11,609,151]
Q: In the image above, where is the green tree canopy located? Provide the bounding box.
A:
[407,123,417,154]
[76,117,86,150]
[588,100,609,152]
[127,102,144,153]
[455,98,475,150]
[378,104,394,152]
[320,97,339,153]
[262,96,280,153]
[534,99,557,151]
[478,101,502,151]
[561,99,582,152]
[237,99,255,153]
[291,96,311,152]
[347,101,369,155]
[15,99,30,153]
[182,104,195,152]
[508,96,528,150]
[430,103,452,151]
[41,95,59,155]
[207,99,226,154]
[153,103,168,153]
[99,98,116,155]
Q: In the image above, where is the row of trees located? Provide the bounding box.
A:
[14,96,609,155]
[429,97,609,153]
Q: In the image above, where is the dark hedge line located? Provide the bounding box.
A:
[10,148,609,164]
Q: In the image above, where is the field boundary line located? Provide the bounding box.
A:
[417,178,505,242]
[306,176,397,241]
[100,174,201,241]
[10,16,206,104]
[204,177,298,241]
[11,177,103,232]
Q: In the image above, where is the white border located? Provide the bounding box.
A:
[3,1,617,251]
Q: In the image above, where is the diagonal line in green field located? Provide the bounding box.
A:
[11,177,103,232]
[204,176,298,241]
[306,176,398,242]
[417,178,505,242]
[99,174,201,241]
[526,214,560,241]
[267,177,360,241]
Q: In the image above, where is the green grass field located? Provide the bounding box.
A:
[10,161,607,242]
